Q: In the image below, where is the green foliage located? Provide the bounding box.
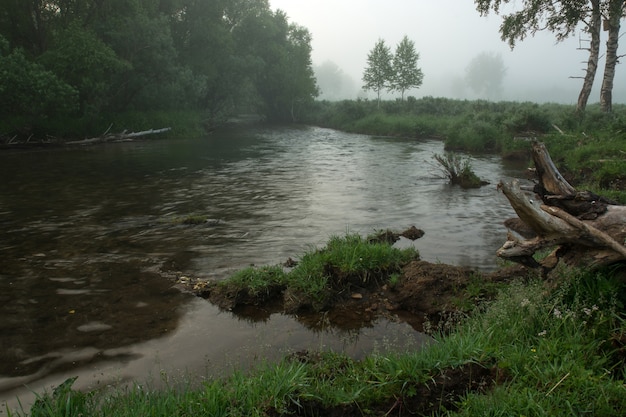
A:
[0,0,318,138]
[287,233,418,310]
[433,152,485,188]
[28,377,91,417]
[446,115,503,151]
[475,0,583,49]
[362,39,394,106]
[40,21,130,115]
[391,35,424,100]
[0,38,78,124]
[219,265,288,298]
[362,36,424,105]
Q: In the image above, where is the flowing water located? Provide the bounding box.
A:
[0,125,524,410]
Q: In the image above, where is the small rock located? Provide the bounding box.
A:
[351,293,363,300]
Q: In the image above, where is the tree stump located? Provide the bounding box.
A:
[497,141,626,271]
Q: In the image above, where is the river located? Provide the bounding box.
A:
[0,125,523,411]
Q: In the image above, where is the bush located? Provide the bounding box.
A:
[433,152,485,188]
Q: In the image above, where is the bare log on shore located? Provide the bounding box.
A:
[65,127,171,145]
[498,141,625,271]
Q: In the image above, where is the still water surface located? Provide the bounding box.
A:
[0,125,522,409]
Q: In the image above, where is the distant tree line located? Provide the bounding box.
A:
[0,0,318,138]
[476,0,625,113]
[362,36,424,106]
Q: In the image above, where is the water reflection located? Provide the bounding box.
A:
[0,125,521,409]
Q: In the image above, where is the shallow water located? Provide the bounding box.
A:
[0,125,523,410]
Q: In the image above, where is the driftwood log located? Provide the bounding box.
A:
[65,126,171,145]
[498,141,626,271]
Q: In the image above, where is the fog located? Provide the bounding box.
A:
[269,0,626,104]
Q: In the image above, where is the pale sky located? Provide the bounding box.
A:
[269,0,624,103]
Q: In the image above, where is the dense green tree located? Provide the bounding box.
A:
[0,0,318,137]
[362,39,394,107]
[238,10,318,121]
[391,35,423,101]
[0,36,78,126]
[0,0,52,55]
[39,22,130,115]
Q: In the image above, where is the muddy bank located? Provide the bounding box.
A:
[174,256,534,334]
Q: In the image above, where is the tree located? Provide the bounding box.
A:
[474,0,621,112]
[0,0,320,138]
[0,37,78,124]
[362,39,394,107]
[465,52,507,99]
[391,36,424,101]
[599,0,625,112]
[39,22,130,115]
[575,0,601,113]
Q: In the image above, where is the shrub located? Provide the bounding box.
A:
[433,152,485,188]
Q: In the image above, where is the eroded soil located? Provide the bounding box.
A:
[178,259,532,333]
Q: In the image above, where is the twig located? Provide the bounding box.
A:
[551,124,565,135]
[545,372,570,397]
[101,123,113,137]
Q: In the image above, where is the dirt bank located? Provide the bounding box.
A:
[175,257,534,333]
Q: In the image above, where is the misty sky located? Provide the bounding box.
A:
[269,0,624,104]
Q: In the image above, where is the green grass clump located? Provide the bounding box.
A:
[285,233,418,310]
[218,265,289,299]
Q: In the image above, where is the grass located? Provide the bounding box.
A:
[433,152,485,188]
[287,233,417,309]
[218,265,289,298]
[15,265,626,416]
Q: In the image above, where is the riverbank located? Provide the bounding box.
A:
[14,252,626,416]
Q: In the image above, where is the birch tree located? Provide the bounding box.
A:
[391,35,424,101]
[362,39,394,107]
[600,0,626,112]
[475,0,620,112]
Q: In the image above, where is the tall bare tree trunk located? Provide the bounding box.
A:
[577,0,602,113]
[600,0,625,113]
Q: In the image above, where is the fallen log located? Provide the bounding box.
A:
[65,127,171,145]
[498,141,625,271]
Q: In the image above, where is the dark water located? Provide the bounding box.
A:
[0,125,523,410]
